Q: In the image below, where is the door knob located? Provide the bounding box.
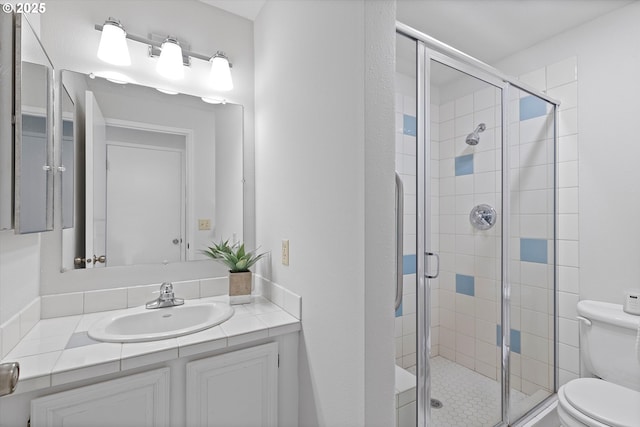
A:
[93,255,106,264]
[0,362,19,397]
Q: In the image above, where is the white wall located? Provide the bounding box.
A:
[494,2,640,304]
[254,1,395,425]
[0,232,40,324]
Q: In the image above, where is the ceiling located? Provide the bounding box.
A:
[396,0,635,64]
[202,0,634,66]
[199,0,266,21]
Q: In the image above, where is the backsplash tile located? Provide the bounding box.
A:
[173,280,200,300]
[41,292,84,319]
[84,288,127,313]
[200,277,227,297]
[127,284,159,308]
[254,275,302,319]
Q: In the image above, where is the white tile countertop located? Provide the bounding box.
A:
[1,296,300,395]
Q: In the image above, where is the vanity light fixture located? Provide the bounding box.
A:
[156,88,179,95]
[156,37,184,80]
[97,18,131,66]
[90,71,134,85]
[95,18,234,89]
[209,52,233,91]
[201,97,227,105]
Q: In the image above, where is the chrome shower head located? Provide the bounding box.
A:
[465,123,486,146]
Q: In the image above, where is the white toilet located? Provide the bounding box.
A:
[557,300,640,427]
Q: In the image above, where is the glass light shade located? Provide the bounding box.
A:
[201,97,226,104]
[156,38,184,80]
[209,54,233,91]
[97,21,131,66]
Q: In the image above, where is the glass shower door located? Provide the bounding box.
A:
[423,54,506,427]
[506,86,557,421]
[397,23,558,427]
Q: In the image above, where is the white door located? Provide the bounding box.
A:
[85,91,107,268]
[106,143,184,266]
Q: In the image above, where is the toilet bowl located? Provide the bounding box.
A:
[557,378,640,427]
[556,300,640,427]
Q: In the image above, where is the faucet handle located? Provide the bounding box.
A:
[159,282,174,294]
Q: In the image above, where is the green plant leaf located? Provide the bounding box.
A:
[202,239,267,272]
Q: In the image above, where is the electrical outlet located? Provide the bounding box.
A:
[281,239,289,266]
[198,219,211,230]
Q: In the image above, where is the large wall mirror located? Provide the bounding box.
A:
[61,70,244,271]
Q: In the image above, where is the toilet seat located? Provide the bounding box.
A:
[558,378,640,427]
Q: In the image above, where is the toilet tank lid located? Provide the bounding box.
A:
[578,300,640,330]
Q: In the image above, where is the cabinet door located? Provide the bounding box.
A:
[30,368,170,427]
[186,342,278,427]
[14,14,54,233]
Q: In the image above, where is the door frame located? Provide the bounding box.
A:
[104,118,193,261]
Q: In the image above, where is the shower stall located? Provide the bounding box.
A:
[394,22,559,427]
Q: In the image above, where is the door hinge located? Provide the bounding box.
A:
[277,354,280,368]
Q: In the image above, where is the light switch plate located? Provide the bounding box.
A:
[198,219,211,230]
[281,240,289,266]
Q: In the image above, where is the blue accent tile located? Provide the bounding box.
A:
[455,154,474,176]
[455,274,475,296]
[403,254,416,275]
[496,325,521,354]
[395,301,403,317]
[520,238,548,264]
[403,114,416,136]
[511,329,521,354]
[519,96,547,121]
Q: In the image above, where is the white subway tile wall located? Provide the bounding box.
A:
[394,56,579,398]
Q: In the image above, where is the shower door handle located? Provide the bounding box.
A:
[395,173,404,311]
[425,252,439,279]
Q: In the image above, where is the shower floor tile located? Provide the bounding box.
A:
[430,356,527,427]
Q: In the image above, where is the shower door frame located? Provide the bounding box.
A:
[396,21,560,427]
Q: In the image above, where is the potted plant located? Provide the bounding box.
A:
[202,240,267,304]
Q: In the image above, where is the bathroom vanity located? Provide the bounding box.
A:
[0,297,299,427]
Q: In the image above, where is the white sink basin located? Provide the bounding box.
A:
[88,301,234,343]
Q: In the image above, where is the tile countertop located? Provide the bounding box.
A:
[1,296,301,395]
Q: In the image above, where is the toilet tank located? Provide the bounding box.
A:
[578,300,640,391]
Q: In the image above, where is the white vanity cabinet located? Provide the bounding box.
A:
[186,342,279,427]
[30,368,170,427]
[10,334,299,427]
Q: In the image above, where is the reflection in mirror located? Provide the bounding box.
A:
[61,85,74,229]
[61,70,243,271]
[15,15,54,233]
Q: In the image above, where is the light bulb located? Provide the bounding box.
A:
[156,37,184,80]
[209,52,233,91]
[97,18,131,66]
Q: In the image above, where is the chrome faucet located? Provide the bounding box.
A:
[145,282,184,309]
